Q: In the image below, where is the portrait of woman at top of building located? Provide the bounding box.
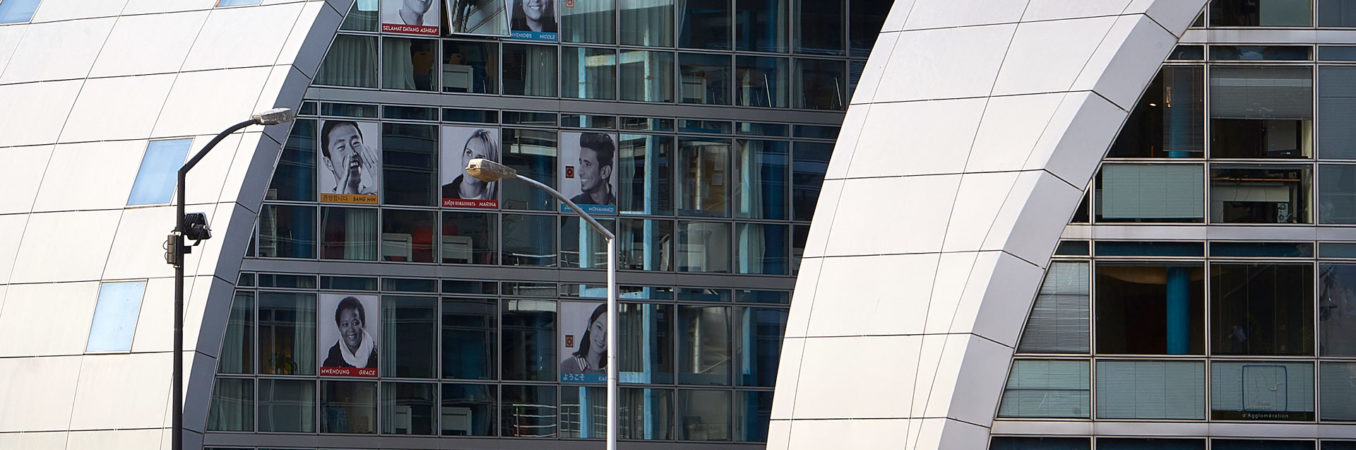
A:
[323,297,378,369]
[320,120,379,196]
[560,304,607,375]
[510,0,555,33]
[443,129,499,200]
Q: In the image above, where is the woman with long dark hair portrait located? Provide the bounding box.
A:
[559,303,606,375]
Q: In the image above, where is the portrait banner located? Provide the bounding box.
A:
[318,120,381,204]
[382,0,442,35]
[507,0,558,41]
[441,125,501,208]
[559,301,606,383]
[318,293,381,377]
[445,0,510,36]
[559,131,618,215]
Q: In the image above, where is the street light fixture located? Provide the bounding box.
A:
[466,157,619,450]
[166,108,294,450]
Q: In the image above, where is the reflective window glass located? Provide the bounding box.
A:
[380,382,436,435]
[618,303,675,384]
[503,299,556,381]
[381,296,437,378]
[1210,165,1312,224]
[441,383,497,436]
[1321,264,1356,355]
[1211,362,1315,420]
[794,58,845,110]
[127,139,190,206]
[1321,165,1356,223]
[562,46,617,100]
[339,0,378,31]
[736,55,789,108]
[382,37,438,91]
[561,217,615,268]
[502,128,558,210]
[678,305,731,385]
[1320,0,1356,26]
[792,142,831,221]
[678,390,731,440]
[1096,164,1205,223]
[259,379,315,432]
[503,214,557,266]
[619,218,674,271]
[219,291,253,374]
[259,292,317,375]
[678,137,731,216]
[1211,263,1315,356]
[207,378,253,432]
[619,50,675,102]
[678,221,732,273]
[735,139,789,219]
[736,0,787,52]
[1322,362,1356,420]
[1096,263,1205,355]
[269,119,316,201]
[736,223,788,275]
[736,307,786,387]
[87,281,147,353]
[1321,66,1356,159]
[316,34,378,88]
[1096,361,1205,419]
[442,211,498,264]
[561,385,606,438]
[381,209,436,263]
[620,0,674,46]
[991,437,1090,450]
[502,384,557,437]
[321,207,378,260]
[442,40,500,94]
[735,390,772,442]
[503,43,558,97]
[259,204,316,259]
[848,0,891,57]
[382,123,438,206]
[1017,262,1090,354]
[678,0,731,49]
[561,0,615,43]
[998,360,1090,418]
[1098,439,1204,450]
[1214,440,1314,450]
[794,0,844,55]
[0,0,40,23]
[679,53,732,105]
[618,134,674,215]
[1108,67,1205,158]
[1210,0,1313,26]
[622,387,676,439]
[322,381,377,433]
[443,298,497,380]
[1210,66,1313,158]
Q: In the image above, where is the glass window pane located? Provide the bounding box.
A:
[1108,66,1205,158]
[736,0,787,52]
[127,139,190,206]
[562,46,617,100]
[443,298,498,380]
[1321,66,1356,159]
[561,385,606,438]
[561,0,614,43]
[621,387,675,440]
[794,58,845,110]
[380,296,437,378]
[268,119,316,201]
[1017,262,1090,354]
[1210,0,1313,26]
[736,55,789,108]
[380,382,435,435]
[259,204,316,259]
[503,299,557,381]
[442,211,498,264]
[1321,165,1356,223]
[794,0,844,55]
[1096,361,1205,419]
[259,379,315,432]
[502,384,557,437]
[848,0,891,57]
[1320,0,1356,26]
[736,307,786,387]
[1211,361,1315,420]
[0,0,41,23]
[561,217,615,268]
[1210,66,1313,158]
[316,34,378,88]
[679,53,732,105]
[503,214,558,266]
[998,360,1090,418]
[502,128,558,210]
[1210,165,1313,224]
[1322,362,1356,420]
[503,43,558,97]
[1321,264,1356,355]
[443,40,500,94]
[321,207,378,260]
[340,0,378,31]
[678,0,731,49]
[1098,439,1205,450]
[678,390,731,440]
[207,378,253,432]
[441,383,497,436]
[381,209,436,263]
[259,292,317,375]
[619,50,675,102]
[678,305,731,385]
[382,123,438,206]
[219,291,254,374]
[792,142,831,221]
[618,134,674,215]
[735,139,789,219]
[736,223,788,275]
[1095,263,1205,355]
[321,381,377,433]
[1096,164,1205,222]
[1214,440,1315,450]
[1212,263,1315,356]
[991,437,1090,450]
[615,303,674,384]
[735,390,771,442]
[87,281,147,353]
[678,221,732,273]
[382,37,437,91]
[619,218,674,271]
[620,0,674,46]
[678,137,731,216]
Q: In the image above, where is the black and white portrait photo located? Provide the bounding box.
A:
[318,294,381,377]
[445,0,509,36]
[318,120,380,204]
[507,0,556,41]
[382,0,442,35]
[441,125,501,208]
[559,131,617,214]
[559,301,606,383]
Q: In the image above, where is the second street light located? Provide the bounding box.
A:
[466,157,619,450]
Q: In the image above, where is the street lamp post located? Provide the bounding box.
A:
[166,108,295,450]
[465,158,619,450]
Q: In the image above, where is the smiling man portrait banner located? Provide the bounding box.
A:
[559,131,617,215]
[382,0,442,35]
[318,119,380,204]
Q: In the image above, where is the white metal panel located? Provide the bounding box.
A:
[992,16,1120,97]
[0,282,99,356]
[0,18,115,84]
[130,277,174,353]
[1023,0,1134,21]
[902,0,1028,30]
[0,144,52,214]
[182,3,305,71]
[871,24,1017,104]
[122,0,218,14]
[966,93,1068,173]
[9,211,121,283]
[846,99,987,178]
[102,207,177,280]
[31,140,145,212]
[0,216,28,285]
[0,431,67,449]
[66,429,164,450]
[803,254,936,337]
[0,355,81,431]
[183,133,244,206]
[276,0,345,78]
[153,67,273,137]
[1071,14,1180,110]
[68,352,173,430]
[0,80,82,147]
[847,32,898,106]
[29,0,131,22]
[0,26,26,77]
[821,175,961,257]
[60,74,176,143]
[89,11,211,78]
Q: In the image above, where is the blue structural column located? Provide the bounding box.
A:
[1166,267,1191,354]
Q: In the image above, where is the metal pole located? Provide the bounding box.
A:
[606,236,617,450]
[173,118,257,450]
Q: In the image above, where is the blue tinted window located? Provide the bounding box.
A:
[0,0,41,24]
[216,0,261,6]
[87,281,147,352]
[127,139,191,206]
